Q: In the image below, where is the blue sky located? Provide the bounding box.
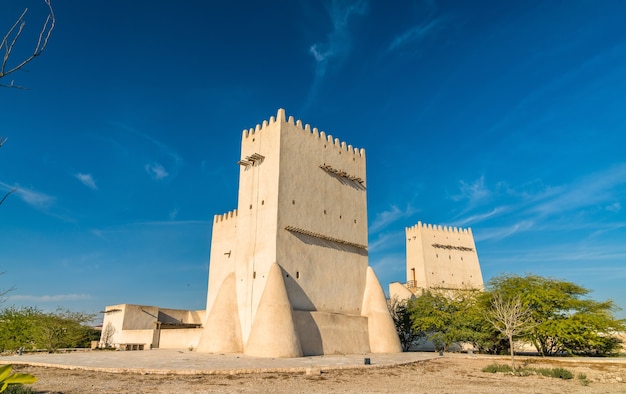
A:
[1,0,625,320]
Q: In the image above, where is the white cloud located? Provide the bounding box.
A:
[9,293,91,302]
[306,0,368,106]
[370,204,418,233]
[528,164,626,218]
[145,162,169,180]
[452,175,490,205]
[369,252,406,280]
[369,230,405,252]
[75,173,98,190]
[389,18,440,51]
[90,229,106,240]
[606,202,621,213]
[309,0,368,68]
[453,207,507,227]
[169,208,179,220]
[474,220,534,242]
[0,181,55,209]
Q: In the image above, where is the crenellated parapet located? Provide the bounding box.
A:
[214,209,238,223]
[241,108,365,160]
[406,221,472,235]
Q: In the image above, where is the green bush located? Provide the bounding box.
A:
[549,368,573,380]
[0,365,37,393]
[482,364,574,380]
[482,363,514,373]
[4,385,34,394]
[532,367,574,380]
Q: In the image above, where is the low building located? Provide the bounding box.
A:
[100,304,204,350]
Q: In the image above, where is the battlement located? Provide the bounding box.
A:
[406,221,472,235]
[241,108,365,159]
[214,209,238,223]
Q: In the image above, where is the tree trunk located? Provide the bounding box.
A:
[508,334,515,369]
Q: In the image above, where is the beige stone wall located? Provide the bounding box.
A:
[100,304,127,347]
[119,304,159,330]
[101,304,204,350]
[276,114,368,315]
[389,281,414,300]
[405,222,484,292]
[205,211,238,317]
[293,311,369,355]
[159,328,202,349]
[235,119,281,341]
[200,109,401,357]
[216,109,370,339]
[115,329,154,348]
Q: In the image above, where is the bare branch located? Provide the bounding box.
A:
[0,0,55,86]
[0,188,17,206]
[0,271,16,305]
[486,293,534,368]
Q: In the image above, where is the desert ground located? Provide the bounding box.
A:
[11,354,625,393]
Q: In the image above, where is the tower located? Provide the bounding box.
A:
[390,222,484,300]
[197,109,401,357]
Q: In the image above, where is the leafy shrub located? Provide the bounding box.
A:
[534,367,573,379]
[577,373,589,386]
[549,368,573,380]
[4,385,34,394]
[482,364,513,373]
[482,364,574,380]
[0,365,37,393]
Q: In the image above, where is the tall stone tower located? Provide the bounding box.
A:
[390,222,484,300]
[197,109,401,357]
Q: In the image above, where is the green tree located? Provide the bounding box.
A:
[34,309,95,352]
[0,307,95,352]
[408,288,492,352]
[387,296,425,351]
[487,274,625,356]
[0,306,39,352]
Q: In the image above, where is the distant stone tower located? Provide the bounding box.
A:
[390,222,484,300]
[196,109,401,357]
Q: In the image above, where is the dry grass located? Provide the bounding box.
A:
[11,356,625,393]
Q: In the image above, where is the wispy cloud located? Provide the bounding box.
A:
[109,122,184,179]
[453,207,507,227]
[369,229,405,252]
[306,0,368,106]
[389,18,440,51]
[145,162,169,180]
[9,293,91,302]
[528,164,626,218]
[474,220,534,242]
[309,0,368,74]
[90,220,212,237]
[452,175,490,205]
[369,252,406,278]
[75,173,98,190]
[456,164,626,242]
[169,208,179,220]
[0,181,55,209]
[370,204,418,233]
[605,202,621,213]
